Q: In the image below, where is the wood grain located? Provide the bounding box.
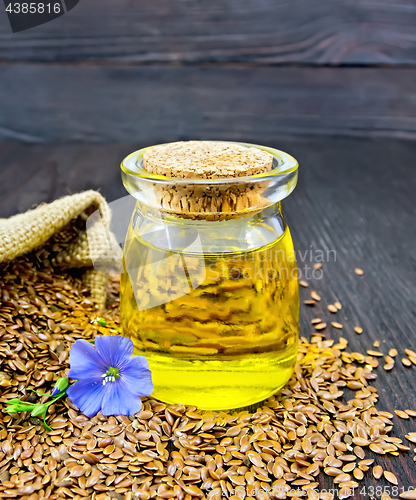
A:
[1,136,415,490]
[1,64,416,143]
[1,0,416,65]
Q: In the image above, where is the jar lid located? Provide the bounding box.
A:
[121,141,298,221]
[143,141,274,179]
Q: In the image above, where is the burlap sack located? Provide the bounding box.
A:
[0,190,119,308]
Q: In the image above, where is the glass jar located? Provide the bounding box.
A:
[120,142,299,410]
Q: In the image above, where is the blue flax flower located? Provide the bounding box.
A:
[67,336,153,417]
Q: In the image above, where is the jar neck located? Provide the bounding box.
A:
[130,201,286,254]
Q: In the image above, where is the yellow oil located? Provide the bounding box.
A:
[120,219,299,410]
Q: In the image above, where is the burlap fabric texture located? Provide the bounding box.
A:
[0,191,120,308]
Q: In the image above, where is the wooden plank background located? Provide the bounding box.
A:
[1,0,416,64]
[1,65,416,142]
[1,0,416,142]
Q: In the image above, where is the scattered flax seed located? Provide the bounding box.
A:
[311,318,322,324]
[354,268,364,275]
[331,322,343,329]
[354,327,363,334]
[342,463,356,473]
[369,443,385,454]
[0,243,412,500]
[299,280,309,288]
[327,304,338,313]
[334,301,342,310]
[405,410,416,417]
[402,358,412,367]
[367,350,384,357]
[409,356,416,366]
[385,356,394,364]
[395,410,410,419]
[373,340,381,347]
[304,300,315,306]
[360,459,374,468]
[405,349,416,358]
[310,291,321,301]
[314,322,327,331]
[389,348,398,357]
[353,437,370,447]
[384,471,398,485]
[369,357,379,368]
[384,363,394,371]
[373,465,383,479]
[406,434,416,444]
[313,262,322,269]
[353,468,364,480]
[400,490,416,499]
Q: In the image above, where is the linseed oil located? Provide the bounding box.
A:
[120,216,299,410]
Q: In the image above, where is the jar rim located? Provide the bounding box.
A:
[121,141,298,185]
[121,141,298,220]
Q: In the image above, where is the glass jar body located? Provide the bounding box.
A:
[120,200,299,409]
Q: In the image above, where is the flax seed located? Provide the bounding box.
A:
[399,491,416,499]
[311,318,322,324]
[384,471,398,485]
[304,300,315,306]
[354,327,363,334]
[373,465,383,479]
[353,468,364,480]
[367,350,383,357]
[395,410,409,419]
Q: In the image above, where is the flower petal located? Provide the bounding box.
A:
[100,381,143,416]
[94,336,134,369]
[66,379,106,417]
[67,340,107,381]
[121,356,154,397]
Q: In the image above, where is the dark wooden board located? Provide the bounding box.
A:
[1,0,416,65]
[1,65,416,143]
[1,136,416,494]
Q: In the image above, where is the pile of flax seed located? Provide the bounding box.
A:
[0,254,416,500]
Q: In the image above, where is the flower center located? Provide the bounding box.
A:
[101,366,120,385]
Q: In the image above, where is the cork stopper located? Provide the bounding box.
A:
[141,141,276,221]
[143,141,273,179]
